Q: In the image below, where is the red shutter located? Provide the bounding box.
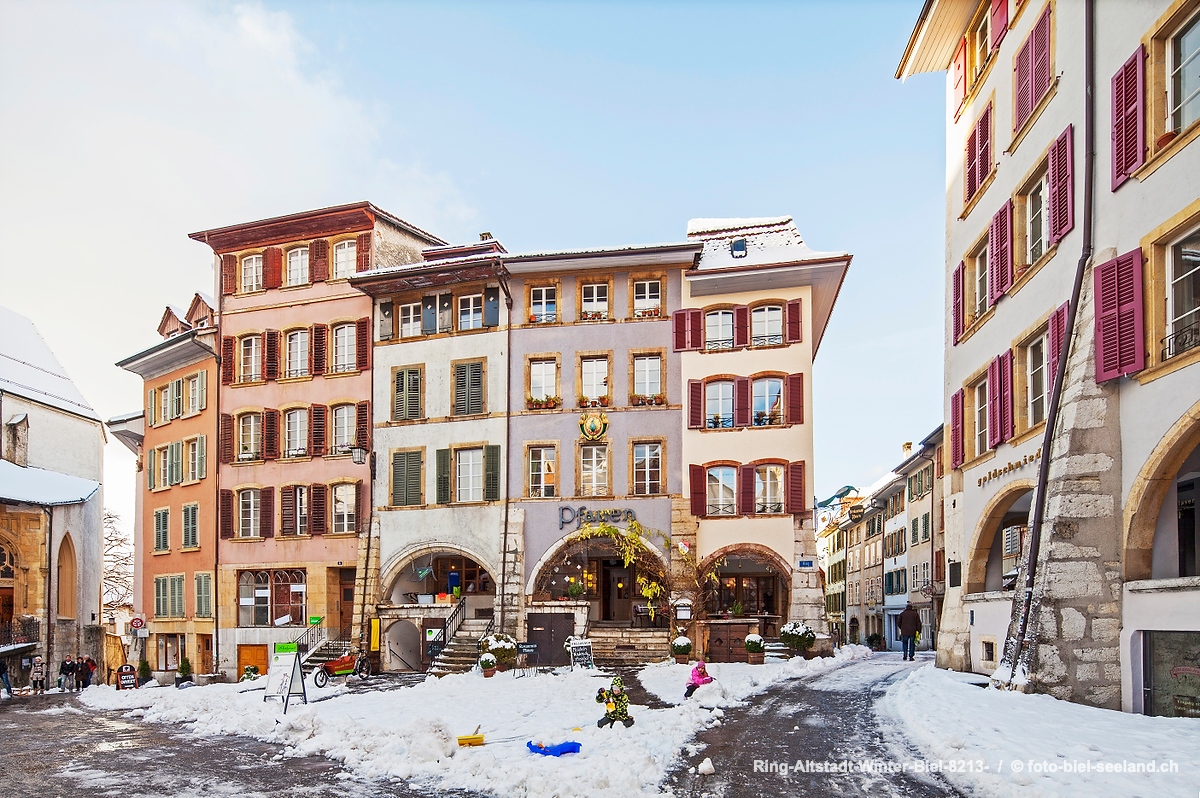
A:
[733,305,749,348]
[219,490,234,539]
[1014,35,1033,130]
[263,247,283,289]
[310,484,327,534]
[672,310,690,351]
[280,486,296,536]
[311,324,328,376]
[952,261,966,343]
[738,464,756,515]
[1047,301,1069,385]
[310,239,329,282]
[966,125,979,201]
[1112,46,1146,191]
[988,201,1013,303]
[355,400,370,448]
[310,405,327,456]
[219,414,233,464]
[785,373,804,425]
[259,487,275,538]
[264,409,280,460]
[221,336,235,384]
[785,461,806,514]
[1048,125,1075,245]
[950,389,965,468]
[357,479,368,533]
[687,380,704,429]
[689,465,706,517]
[953,37,968,111]
[987,356,1001,449]
[264,330,280,381]
[356,317,371,371]
[734,377,751,427]
[1000,349,1014,442]
[785,299,802,343]
[977,105,992,194]
[355,232,372,272]
[935,549,945,582]
[1032,6,1051,105]
[687,309,703,349]
[990,0,1007,50]
[221,254,237,296]
[1094,249,1146,381]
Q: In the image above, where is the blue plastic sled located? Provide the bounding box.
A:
[527,740,582,756]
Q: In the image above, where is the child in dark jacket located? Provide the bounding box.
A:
[596,676,634,728]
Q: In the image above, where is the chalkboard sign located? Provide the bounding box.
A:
[517,642,538,656]
[426,642,445,659]
[116,663,137,691]
[569,639,594,669]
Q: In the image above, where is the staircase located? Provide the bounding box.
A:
[301,638,353,676]
[764,639,790,662]
[428,618,493,677]
[586,625,671,665]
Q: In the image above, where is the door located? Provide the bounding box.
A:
[706,622,757,662]
[603,562,631,622]
[339,568,356,637]
[0,586,13,627]
[237,644,268,678]
[197,635,213,674]
[527,613,575,666]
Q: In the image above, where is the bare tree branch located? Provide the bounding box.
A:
[102,510,134,610]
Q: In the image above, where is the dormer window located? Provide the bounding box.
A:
[731,238,748,258]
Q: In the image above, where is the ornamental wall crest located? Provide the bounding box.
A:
[578,412,609,441]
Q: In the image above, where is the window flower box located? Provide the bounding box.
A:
[630,394,646,406]
[652,393,666,406]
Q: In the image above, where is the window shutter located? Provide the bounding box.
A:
[421,295,437,335]
[1032,6,1051,104]
[147,448,156,490]
[1014,34,1033,130]
[357,479,368,532]
[454,363,468,415]
[952,261,965,343]
[979,105,992,190]
[281,486,296,536]
[953,37,968,110]
[469,362,483,413]
[1000,348,1014,442]
[310,238,329,282]
[391,452,407,506]
[687,309,703,349]
[987,356,1002,449]
[687,379,704,429]
[310,484,327,534]
[733,305,750,348]
[356,317,371,371]
[198,370,207,410]
[169,379,181,419]
[221,337,234,384]
[407,369,421,420]
[1048,125,1075,245]
[406,451,421,506]
[785,373,804,425]
[988,201,1013,303]
[221,254,237,296]
[484,444,501,502]
[147,388,157,427]
[355,232,373,272]
[483,286,500,327]
[310,324,327,376]
[436,448,451,504]
[672,310,689,351]
[1111,46,1146,190]
[256,487,273,538]
[965,125,979,202]
[355,400,370,448]
[738,464,756,515]
[950,389,965,468]
[219,414,233,464]
[264,330,280,381]
[990,0,1007,50]
[309,404,327,457]
[169,441,182,484]
[378,301,393,341]
[263,409,279,460]
[689,464,706,517]
[785,461,806,514]
[734,376,751,427]
[785,299,803,343]
[197,434,207,479]
[1047,301,1070,385]
[219,490,234,539]
[1094,248,1146,381]
[264,247,283,289]
[394,370,406,420]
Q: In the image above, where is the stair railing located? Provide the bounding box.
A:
[476,616,496,656]
[387,643,417,673]
[292,616,327,659]
[445,596,467,645]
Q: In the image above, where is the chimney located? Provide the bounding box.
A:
[479,232,493,241]
[902,442,913,457]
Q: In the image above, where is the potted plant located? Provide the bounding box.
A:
[137,659,152,687]
[711,413,722,428]
[671,636,692,665]
[175,656,193,687]
[653,393,667,406]
[528,313,538,323]
[567,579,586,599]
[481,633,518,671]
[452,586,462,600]
[744,633,766,665]
[578,397,589,408]
[479,653,497,678]
[1157,130,1179,149]
[730,600,744,617]
[866,633,883,652]
[239,664,260,682]
[780,621,816,658]
[630,394,644,406]
[598,395,609,407]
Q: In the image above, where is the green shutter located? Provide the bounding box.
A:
[391,451,406,505]
[436,448,451,504]
[469,362,483,414]
[147,388,156,426]
[407,370,421,420]
[147,450,156,490]
[197,434,207,479]
[454,364,468,415]
[154,577,167,617]
[406,451,422,505]
[484,444,501,501]
[198,370,207,410]
[195,573,211,617]
[393,371,406,420]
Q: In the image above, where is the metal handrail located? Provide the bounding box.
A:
[1163,319,1200,360]
[387,643,417,673]
[291,616,327,657]
[476,617,496,656]
[445,596,467,646]
[0,618,39,647]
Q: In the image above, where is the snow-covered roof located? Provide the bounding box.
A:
[686,216,793,236]
[0,459,100,506]
[687,216,848,272]
[0,305,99,421]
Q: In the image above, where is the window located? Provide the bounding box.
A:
[158,446,170,487]
[705,310,734,350]
[530,286,556,323]
[238,413,262,461]
[241,254,263,293]
[456,448,484,502]
[633,280,661,317]
[333,240,356,279]
[580,445,608,496]
[529,447,556,497]
[285,329,309,378]
[751,306,783,346]
[398,302,421,338]
[975,380,989,456]
[529,359,556,401]
[332,483,357,532]
[1170,11,1200,132]
[238,489,260,537]
[183,503,199,549]
[285,408,308,457]
[331,404,355,455]
[332,324,357,373]
[393,367,423,421]
[186,372,205,414]
[633,442,662,495]
[1168,227,1200,355]
[453,361,485,415]
[237,569,306,627]
[195,573,212,618]
[185,437,205,482]
[1028,334,1047,426]
[581,283,608,320]
[581,357,608,401]
[1026,174,1047,264]
[286,247,309,286]
[390,452,422,507]
[160,386,171,422]
[970,11,989,81]
[705,381,734,428]
[706,466,736,515]
[922,512,931,541]
[755,464,784,513]
[240,335,261,382]
[294,485,309,534]
[154,508,169,552]
[974,244,989,319]
[633,355,661,397]
[459,294,483,330]
[154,575,185,618]
[752,377,783,426]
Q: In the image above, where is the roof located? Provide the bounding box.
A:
[115,327,217,380]
[895,0,976,80]
[687,217,793,236]
[0,459,100,506]
[0,305,99,422]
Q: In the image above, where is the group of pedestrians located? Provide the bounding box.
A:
[0,653,97,698]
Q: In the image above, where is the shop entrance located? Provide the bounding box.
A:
[602,561,632,622]
[527,613,575,666]
[1143,631,1200,717]
[339,568,356,637]
[237,644,268,679]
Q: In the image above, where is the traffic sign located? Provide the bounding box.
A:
[129,617,145,630]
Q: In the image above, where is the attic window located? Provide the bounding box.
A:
[731,238,748,258]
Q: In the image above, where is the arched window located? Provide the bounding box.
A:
[705,310,734,350]
[332,324,357,373]
[239,335,261,382]
[755,464,785,513]
[237,412,263,461]
[57,534,77,619]
[752,377,783,426]
[705,381,734,428]
[238,488,261,537]
[285,329,309,378]
[751,305,783,346]
[284,408,308,457]
[333,240,356,279]
[241,254,263,293]
[331,404,355,454]
[332,484,357,533]
[0,541,16,579]
[706,466,736,516]
[285,247,309,286]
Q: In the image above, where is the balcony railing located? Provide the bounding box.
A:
[329,361,357,374]
[707,414,734,429]
[705,338,734,351]
[706,502,736,516]
[0,618,40,648]
[755,501,784,514]
[752,334,783,347]
[284,447,308,459]
[579,310,608,321]
[285,367,309,378]
[633,305,662,318]
[529,485,556,498]
[578,484,610,497]
[1162,319,1200,361]
[528,311,557,324]
[237,449,262,462]
[752,411,781,427]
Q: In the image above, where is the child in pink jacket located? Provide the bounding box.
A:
[684,660,713,699]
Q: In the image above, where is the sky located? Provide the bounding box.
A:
[0,0,945,535]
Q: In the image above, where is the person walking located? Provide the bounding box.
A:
[898,602,922,661]
[80,656,96,689]
[59,654,77,692]
[0,658,12,698]
[30,656,46,694]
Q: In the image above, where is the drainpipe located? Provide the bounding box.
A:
[213,260,223,677]
[44,506,54,665]
[498,273,514,633]
[1007,0,1095,685]
[918,449,937,649]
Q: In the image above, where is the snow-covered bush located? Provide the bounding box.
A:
[671,636,692,655]
[743,633,765,653]
[478,653,497,670]
[780,621,816,652]
[482,633,518,665]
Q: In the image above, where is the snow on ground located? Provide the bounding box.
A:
[880,665,1200,797]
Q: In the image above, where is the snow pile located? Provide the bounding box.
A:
[881,666,1200,797]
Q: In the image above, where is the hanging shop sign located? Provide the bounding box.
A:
[559,505,637,530]
[578,412,609,441]
[977,448,1042,488]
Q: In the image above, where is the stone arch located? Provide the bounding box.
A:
[57,533,77,619]
[1124,397,1200,581]
[381,618,422,672]
[698,542,792,579]
[965,479,1035,594]
[379,542,500,602]
[524,528,671,596]
[698,542,794,620]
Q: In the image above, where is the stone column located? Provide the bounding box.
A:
[936,471,971,671]
[789,514,825,630]
[499,508,525,638]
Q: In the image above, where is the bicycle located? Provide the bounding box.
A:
[311,649,371,688]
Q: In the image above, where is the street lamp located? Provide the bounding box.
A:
[351,444,368,465]
[350,443,375,654]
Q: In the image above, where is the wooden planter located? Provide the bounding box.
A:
[746,651,765,665]
[482,668,496,678]
[674,654,690,664]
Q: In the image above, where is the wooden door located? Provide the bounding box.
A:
[526,613,575,666]
[706,622,757,662]
[0,587,13,626]
[237,644,268,678]
[197,635,213,673]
